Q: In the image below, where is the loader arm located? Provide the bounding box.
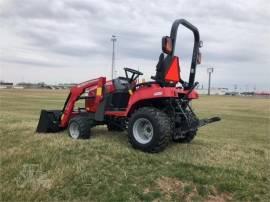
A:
[60,77,106,128]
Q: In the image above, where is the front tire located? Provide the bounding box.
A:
[68,116,91,139]
[128,107,171,153]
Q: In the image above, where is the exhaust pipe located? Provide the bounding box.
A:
[36,110,63,133]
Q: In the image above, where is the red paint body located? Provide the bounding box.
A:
[59,55,198,128]
[60,76,198,128]
[60,77,106,127]
[105,83,198,117]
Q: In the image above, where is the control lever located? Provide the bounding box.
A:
[186,82,199,97]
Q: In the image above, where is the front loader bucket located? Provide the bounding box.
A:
[36,110,63,133]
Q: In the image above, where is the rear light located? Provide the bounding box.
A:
[197,51,202,64]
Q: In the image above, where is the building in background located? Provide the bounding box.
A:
[197,88,228,95]
[0,82,13,89]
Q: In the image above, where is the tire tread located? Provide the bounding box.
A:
[128,107,171,153]
[68,116,91,139]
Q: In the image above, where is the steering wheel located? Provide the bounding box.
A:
[124,67,143,83]
[124,67,143,76]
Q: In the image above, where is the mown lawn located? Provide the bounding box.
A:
[0,89,269,202]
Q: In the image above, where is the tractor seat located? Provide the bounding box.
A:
[151,53,175,86]
[151,53,165,81]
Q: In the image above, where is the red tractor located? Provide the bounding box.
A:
[37,19,220,153]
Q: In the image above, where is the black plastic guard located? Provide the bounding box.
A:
[36,110,63,133]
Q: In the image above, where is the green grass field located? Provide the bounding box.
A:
[0,89,269,202]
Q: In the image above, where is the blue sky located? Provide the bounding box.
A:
[0,0,269,90]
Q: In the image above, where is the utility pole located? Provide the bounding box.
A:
[111,35,117,80]
[234,84,238,91]
[207,67,214,96]
[253,84,256,92]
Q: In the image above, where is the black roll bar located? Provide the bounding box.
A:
[169,19,200,89]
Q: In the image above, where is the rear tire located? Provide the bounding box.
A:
[68,116,91,139]
[128,107,171,153]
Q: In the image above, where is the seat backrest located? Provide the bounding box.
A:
[153,53,165,81]
[152,53,181,86]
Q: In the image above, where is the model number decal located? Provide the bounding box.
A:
[154,92,163,96]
